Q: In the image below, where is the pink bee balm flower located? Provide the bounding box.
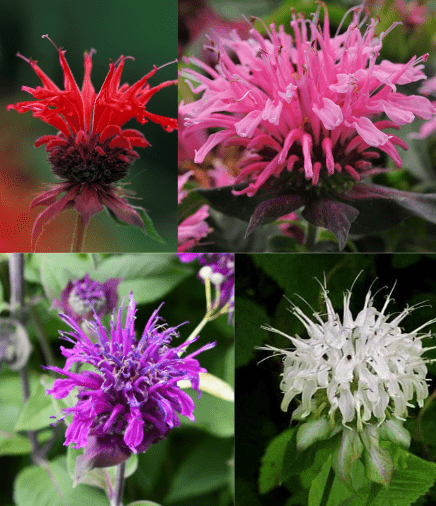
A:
[178,171,210,252]
[7,36,177,250]
[180,4,434,249]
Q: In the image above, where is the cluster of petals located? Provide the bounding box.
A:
[178,171,211,252]
[52,273,122,324]
[180,5,433,197]
[178,253,235,317]
[46,293,214,459]
[264,281,434,428]
[7,36,177,248]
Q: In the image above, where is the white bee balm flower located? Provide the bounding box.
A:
[263,281,435,431]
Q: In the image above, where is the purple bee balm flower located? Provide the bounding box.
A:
[179,4,436,249]
[178,253,234,316]
[45,293,215,468]
[52,273,122,323]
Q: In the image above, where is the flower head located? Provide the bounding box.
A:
[178,253,234,316]
[52,273,122,324]
[8,36,177,249]
[264,280,434,429]
[180,5,434,246]
[46,293,214,466]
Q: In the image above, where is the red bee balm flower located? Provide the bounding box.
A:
[7,36,177,250]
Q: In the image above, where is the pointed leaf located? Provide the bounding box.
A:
[246,194,307,237]
[134,207,165,243]
[302,198,359,251]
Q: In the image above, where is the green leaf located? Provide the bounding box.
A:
[0,431,32,455]
[379,420,411,449]
[258,428,295,495]
[308,456,332,506]
[179,390,234,437]
[14,456,108,506]
[15,378,54,432]
[341,448,436,506]
[95,253,175,280]
[164,437,233,504]
[38,254,92,300]
[332,429,364,485]
[234,297,270,368]
[135,207,165,243]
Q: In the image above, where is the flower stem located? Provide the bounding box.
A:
[319,465,335,506]
[71,213,87,253]
[111,461,126,506]
[9,254,41,463]
[305,223,318,250]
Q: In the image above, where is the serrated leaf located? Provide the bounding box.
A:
[15,379,54,432]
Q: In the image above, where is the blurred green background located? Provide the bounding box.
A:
[0,0,177,252]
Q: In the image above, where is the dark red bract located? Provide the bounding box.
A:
[7,36,177,249]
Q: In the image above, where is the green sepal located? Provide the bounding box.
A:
[379,419,411,448]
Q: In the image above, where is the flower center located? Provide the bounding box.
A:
[49,133,135,185]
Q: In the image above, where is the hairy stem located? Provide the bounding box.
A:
[71,213,87,253]
[111,461,126,506]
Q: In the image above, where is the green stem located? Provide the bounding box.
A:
[29,305,56,371]
[71,213,87,253]
[111,461,126,506]
[319,465,335,506]
[305,223,318,251]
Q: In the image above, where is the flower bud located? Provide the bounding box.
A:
[0,318,32,371]
[296,418,330,450]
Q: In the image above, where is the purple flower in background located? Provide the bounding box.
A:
[46,293,214,468]
[179,253,234,316]
[52,273,122,323]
